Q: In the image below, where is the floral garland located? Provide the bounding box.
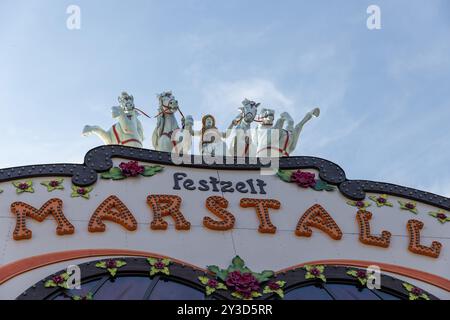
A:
[368,194,393,207]
[148,257,171,276]
[304,265,326,282]
[71,186,93,199]
[347,200,371,210]
[71,292,94,300]
[398,201,418,214]
[95,259,127,277]
[44,272,70,289]
[346,268,370,286]
[204,256,282,300]
[41,179,64,192]
[12,180,34,194]
[402,283,430,300]
[428,210,450,224]
[277,169,336,192]
[101,161,163,180]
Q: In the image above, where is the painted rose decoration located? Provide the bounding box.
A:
[206,256,277,300]
[101,161,163,180]
[277,169,335,192]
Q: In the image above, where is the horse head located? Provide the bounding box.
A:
[112,92,140,135]
[157,91,179,115]
[257,108,275,126]
[238,99,260,125]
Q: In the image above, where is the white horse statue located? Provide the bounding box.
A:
[227,99,260,157]
[82,92,145,147]
[152,91,194,153]
[254,107,320,157]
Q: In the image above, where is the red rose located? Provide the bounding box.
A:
[291,170,316,188]
[225,271,260,299]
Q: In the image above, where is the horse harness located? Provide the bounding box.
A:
[112,124,142,146]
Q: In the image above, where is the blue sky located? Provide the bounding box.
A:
[1,0,449,196]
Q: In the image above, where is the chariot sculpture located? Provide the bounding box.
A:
[82,91,320,157]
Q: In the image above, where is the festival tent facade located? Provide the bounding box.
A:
[0,146,448,300]
[0,92,448,300]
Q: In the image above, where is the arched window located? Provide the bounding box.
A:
[17,258,436,300]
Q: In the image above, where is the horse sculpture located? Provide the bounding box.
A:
[82,92,145,148]
[227,99,260,157]
[254,107,320,157]
[152,91,194,153]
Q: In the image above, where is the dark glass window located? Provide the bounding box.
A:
[325,283,380,300]
[283,283,401,300]
[148,279,205,300]
[284,285,333,300]
[52,278,102,300]
[95,276,153,300]
[373,290,401,300]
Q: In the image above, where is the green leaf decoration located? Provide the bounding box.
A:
[72,292,94,301]
[398,201,418,214]
[161,267,170,275]
[198,276,209,285]
[231,256,246,269]
[231,292,243,299]
[41,178,64,192]
[312,180,336,191]
[304,265,326,282]
[402,283,414,291]
[428,210,450,224]
[275,289,284,298]
[95,261,106,268]
[44,280,57,288]
[108,268,117,277]
[276,170,294,183]
[101,167,125,180]
[116,261,127,268]
[13,180,34,194]
[254,270,274,283]
[141,165,164,177]
[369,194,393,207]
[207,265,228,281]
[347,270,358,277]
[217,283,227,290]
[402,283,430,300]
[346,200,371,209]
[206,286,216,296]
[147,257,171,276]
[71,185,93,199]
